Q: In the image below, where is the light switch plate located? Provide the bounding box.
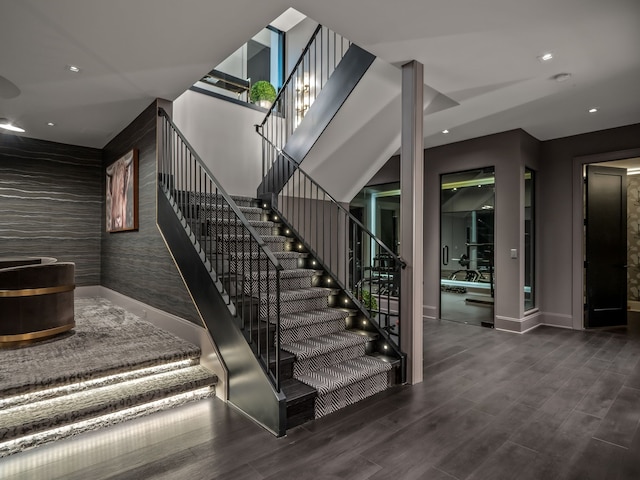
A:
[510,248,518,259]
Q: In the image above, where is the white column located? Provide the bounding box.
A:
[400,61,424,384]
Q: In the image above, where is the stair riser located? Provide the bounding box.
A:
[293,343,367,377]
[286,397,316,429]
[178,219,274,242]
[0,387,215,458]
[199,208,263,222]
[176,202,264,222]
[0,377,215,444]
[182,192,258,208]
[265,357,294,381]
[270,275,313,291]
[199,237,288,255]
[2,361,204,409]
[313,371,388,419]
[214,274,313,299]
[280,319,346,345]
[231,257,299,273]
[204,257,295,277]
[206,222,275,237]
[198,235,285,254]
[225,274,317,297]
[260,295,329,319]
[244,275,314,295]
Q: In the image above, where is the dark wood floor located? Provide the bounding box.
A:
[2,317,640,480]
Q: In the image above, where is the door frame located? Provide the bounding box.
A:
[439,167,496,326]
[572,148,640,330]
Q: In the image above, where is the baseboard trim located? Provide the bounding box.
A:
[75,285,103,297]
[629,300,640,312]
[495,311,578,334]
[423,305,437,320]
[540,312,574,329]
[495,312,542,334]
[540,322,574,330]
[75,286,228,401]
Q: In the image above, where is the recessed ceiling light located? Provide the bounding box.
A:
[589,107,598,113]
[47,122,55,127]
[66,65,81,73]
[552,72,572,83]
[0,118,25,133]
[538,52,553,62]
[442,129,450,134]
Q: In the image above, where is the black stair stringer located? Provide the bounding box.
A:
[258,44,376,198]
[157,186,286,436]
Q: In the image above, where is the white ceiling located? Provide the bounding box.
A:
[1,0,639,149]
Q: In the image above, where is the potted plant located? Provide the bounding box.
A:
[250,80,277,109]
[356,289,378,314]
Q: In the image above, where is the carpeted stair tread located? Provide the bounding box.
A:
[0,365,216,441]
[186,192,258,207]
[200,204,262,214]
[281,331,369,361]
[207,218,273,228]
[229,250,301,260]
[228,195,260,207]
[183,205,262,218]
[243,269,317,291]
[0,298,203,398]
[1,360,203,410]
[275,308,348,329]
[249,268,317,281]
[296,356,392,396]
[217,234,286,244]
[264,287,332,304]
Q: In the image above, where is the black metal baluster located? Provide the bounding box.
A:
[274,269,280,391]
[248,238,254,344]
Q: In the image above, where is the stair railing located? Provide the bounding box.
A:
[158,107,283,391]
[256,131,405,356]
[257,24,351,160]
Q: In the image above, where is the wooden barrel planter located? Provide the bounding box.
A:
[0,257,75,347]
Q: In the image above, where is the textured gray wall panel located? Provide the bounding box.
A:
[0,135,102,285]
[100,102,202,325]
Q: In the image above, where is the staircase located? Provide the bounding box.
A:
[188,193,394,424]
[156,21,405,433]
[0,299,216,457]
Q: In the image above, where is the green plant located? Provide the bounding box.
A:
[249,80,276,104]
[356,289,378,313]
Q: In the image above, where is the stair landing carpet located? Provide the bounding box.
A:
[0,297,202,398]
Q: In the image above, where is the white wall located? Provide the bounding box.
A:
[286,17,319,74]
[216,46,246,79]
[172,90,265,197]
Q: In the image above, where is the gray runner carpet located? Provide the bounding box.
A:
[0,297,201,398]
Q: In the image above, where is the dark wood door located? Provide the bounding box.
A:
[585,165,627,328]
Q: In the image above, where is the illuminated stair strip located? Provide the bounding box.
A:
[0,365,216,457]
[0,387,213,457]
[0,359,197,409]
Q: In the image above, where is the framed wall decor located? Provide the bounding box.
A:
[106,149,139,233]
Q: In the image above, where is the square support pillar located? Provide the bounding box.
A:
[400,61,424,384]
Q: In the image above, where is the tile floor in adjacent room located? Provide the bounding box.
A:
[2,314,640,479]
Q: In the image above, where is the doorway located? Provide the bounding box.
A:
[583,157,640,328]
[440,168,495,327]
